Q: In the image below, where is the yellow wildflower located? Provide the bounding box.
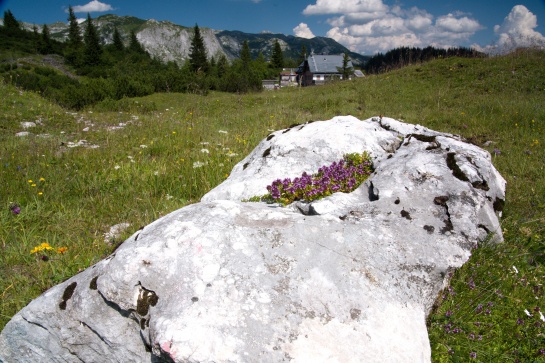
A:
[40,242,53,250]
[57,247,68,254]
[31,242,56,254]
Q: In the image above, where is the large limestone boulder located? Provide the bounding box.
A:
[0,116,505,362]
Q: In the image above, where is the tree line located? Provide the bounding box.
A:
[0,9,294,110]
[363,46,486,74]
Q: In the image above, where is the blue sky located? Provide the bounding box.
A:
[2,0,545,55]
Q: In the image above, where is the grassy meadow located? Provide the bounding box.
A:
[1,49,545,361]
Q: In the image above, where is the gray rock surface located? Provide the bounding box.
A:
[0,116,506,362]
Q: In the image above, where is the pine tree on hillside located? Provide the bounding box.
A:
[38,24,54,54]
[128,30,145,53]
[216,54,228,78]
[255,51,270,79]
[271,39,284,69]
[338,52,354,80]
[83,13,102,66]
[32,25,40,53]
[298,45,307,65]
[240,40,251,68]
[67,6,82,48]
[65,6,83,66]
[189,24,208,73]
[2,10,20,30]
[112,27,124,51]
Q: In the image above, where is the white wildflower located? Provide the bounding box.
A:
[512,266,519,274]
[114,165,121,170]
[154,171,159,176]
[166,194,173,200]
[200,142,210,145]
[193,161,206,168]
[218,130,228,134]
[226,152,238,157]
[200,149,210,154]
[140,144,148,149]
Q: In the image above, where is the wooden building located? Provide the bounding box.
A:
[296,53,355,86]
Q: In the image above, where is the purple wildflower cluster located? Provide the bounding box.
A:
[264,152,373,205]
[9,203,20,215]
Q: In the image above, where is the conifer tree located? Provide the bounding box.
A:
[189,24,208,73]
[298,45,307,65]
[38,24,54,54]
[254,51,269,79]
[209,55,217,70]
[128,30,145,53]
[83,13,102,66]
[65,6,83,66]
[112,26,124,51]
[271,39,284,69]
[338,52,354,80]
[240,40,251,68]
[67,6,82,48]
[216,54,228,78]
[32,25,40,53]
[224,40,261,93]
[3,10,20,30]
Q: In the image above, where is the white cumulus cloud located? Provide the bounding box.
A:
[436,14,482,33]
[490,5,545,53]
[294,23,316,38]
[72,0,114,13]
[303,0,388,16]
[301,0,486,54]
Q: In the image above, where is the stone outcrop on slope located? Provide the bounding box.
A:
[0,116,505,362]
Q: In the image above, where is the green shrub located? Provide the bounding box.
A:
[0,62,17,72]
[94,97,157,113]
[34,66,56,77]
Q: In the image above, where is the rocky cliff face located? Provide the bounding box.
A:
[135,20,225,64]
[0,116,505,363]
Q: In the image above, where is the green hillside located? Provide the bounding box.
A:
[1,49,544,361]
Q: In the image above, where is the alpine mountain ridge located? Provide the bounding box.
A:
[36,14,368,66]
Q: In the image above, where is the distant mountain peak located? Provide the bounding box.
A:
[40,14,368,66]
